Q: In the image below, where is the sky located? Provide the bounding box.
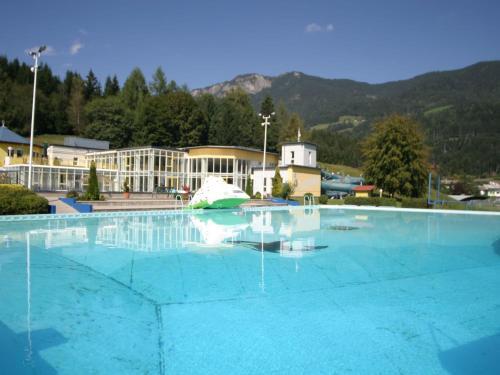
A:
[2,0,500,89]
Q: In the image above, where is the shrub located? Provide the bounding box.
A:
[401,197,429,208]
[122,179,130,193]
[344,196,398,207]
[66,190,79,199]
[0,184,49,215]
[271,167,283,197]
[319,195,329,204]
[245,175,253,197]
[281,182,295,200]
[254,192,262,199]
[85,161,100,200]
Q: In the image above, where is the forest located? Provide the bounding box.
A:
[0,56,304,154]
[1,55,498,176]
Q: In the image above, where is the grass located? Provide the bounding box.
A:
[423,105,454,117]
[310,123,333,131]
[318,162,363,177]
[33,134,67,145]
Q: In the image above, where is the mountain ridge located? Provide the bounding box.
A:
[192,61,500,127]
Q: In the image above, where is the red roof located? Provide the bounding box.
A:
[353,185,375,192]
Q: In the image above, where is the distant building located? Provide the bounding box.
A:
[253,142,321,198]
[0,123,44,167]
[480,181,500,198]
[352,185,375,198]
[1,127,322,197]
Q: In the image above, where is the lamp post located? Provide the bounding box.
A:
[259,112,274,199]
[27,45,46,189]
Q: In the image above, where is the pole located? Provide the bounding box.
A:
[262,117,268,200]
[260,113,273,200]
[28,53,39,190]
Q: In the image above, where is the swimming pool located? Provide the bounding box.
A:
[1,207,499,374]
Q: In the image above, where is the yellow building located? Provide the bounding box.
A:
[353,185,375,198]
[0,123,44,167]
[184,146,279,191]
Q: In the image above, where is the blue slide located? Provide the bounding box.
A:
[321,171,364,198]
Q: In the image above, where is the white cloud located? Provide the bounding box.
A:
[70,41,84,55]
[305,23,334,33]
[305,23,322,33]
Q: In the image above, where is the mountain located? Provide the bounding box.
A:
[192,73,272,97]
[193,62,500,176]
[194,62,500,127]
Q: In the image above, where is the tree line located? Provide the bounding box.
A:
[0,56,306,152]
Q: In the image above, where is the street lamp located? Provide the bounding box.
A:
[26,45,46,189]
[259,112,274,199]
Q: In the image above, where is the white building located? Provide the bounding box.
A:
[480,181,500,198]
[253,142,321,198]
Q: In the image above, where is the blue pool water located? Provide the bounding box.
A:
[0,207,499,374]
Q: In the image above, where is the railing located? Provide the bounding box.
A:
[304,194,315,206]
[3,156,48,166]
[175,194,184,210]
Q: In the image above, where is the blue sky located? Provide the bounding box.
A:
[2,0,500,88]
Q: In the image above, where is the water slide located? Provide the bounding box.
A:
[321,171,364,198]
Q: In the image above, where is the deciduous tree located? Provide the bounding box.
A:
[362,115,428,197]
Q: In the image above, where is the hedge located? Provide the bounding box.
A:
[319,195,329,204]
[0,184,49,215]
[344,196,398,207]
[401,198,429,208]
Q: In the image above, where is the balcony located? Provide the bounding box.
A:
[3,156,48,166]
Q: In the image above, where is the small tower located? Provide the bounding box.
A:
[281,140,317,168]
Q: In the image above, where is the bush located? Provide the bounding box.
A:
[66,190,79,199]
[401,197,429,208]
[319,195,329,204]
[0,184,49,215]
[245,175,253,197]
[85,161,100,201]
[344,196,398,207]
[254,192,262,199]
[281,182,295,200]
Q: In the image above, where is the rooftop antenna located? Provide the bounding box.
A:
[297,127,301,142]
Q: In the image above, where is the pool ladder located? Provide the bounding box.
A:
[304,195,315,206]
[175,194,184,210]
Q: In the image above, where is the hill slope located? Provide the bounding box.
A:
[194,62,500,175]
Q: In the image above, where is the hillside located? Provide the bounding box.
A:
[194,62,500,175]
[194,62,500,127]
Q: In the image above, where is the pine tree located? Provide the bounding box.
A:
[245,175,253,197]
[271,166,283,197]
[84,69,101,100]
[362,115,428,197]
[150,67,168,95]
[67,76,86,134]
[104,75,120,96]
[276,101,290,145]
[280,112,305,143]
[85,161,100,200]
[122,68,149,110]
